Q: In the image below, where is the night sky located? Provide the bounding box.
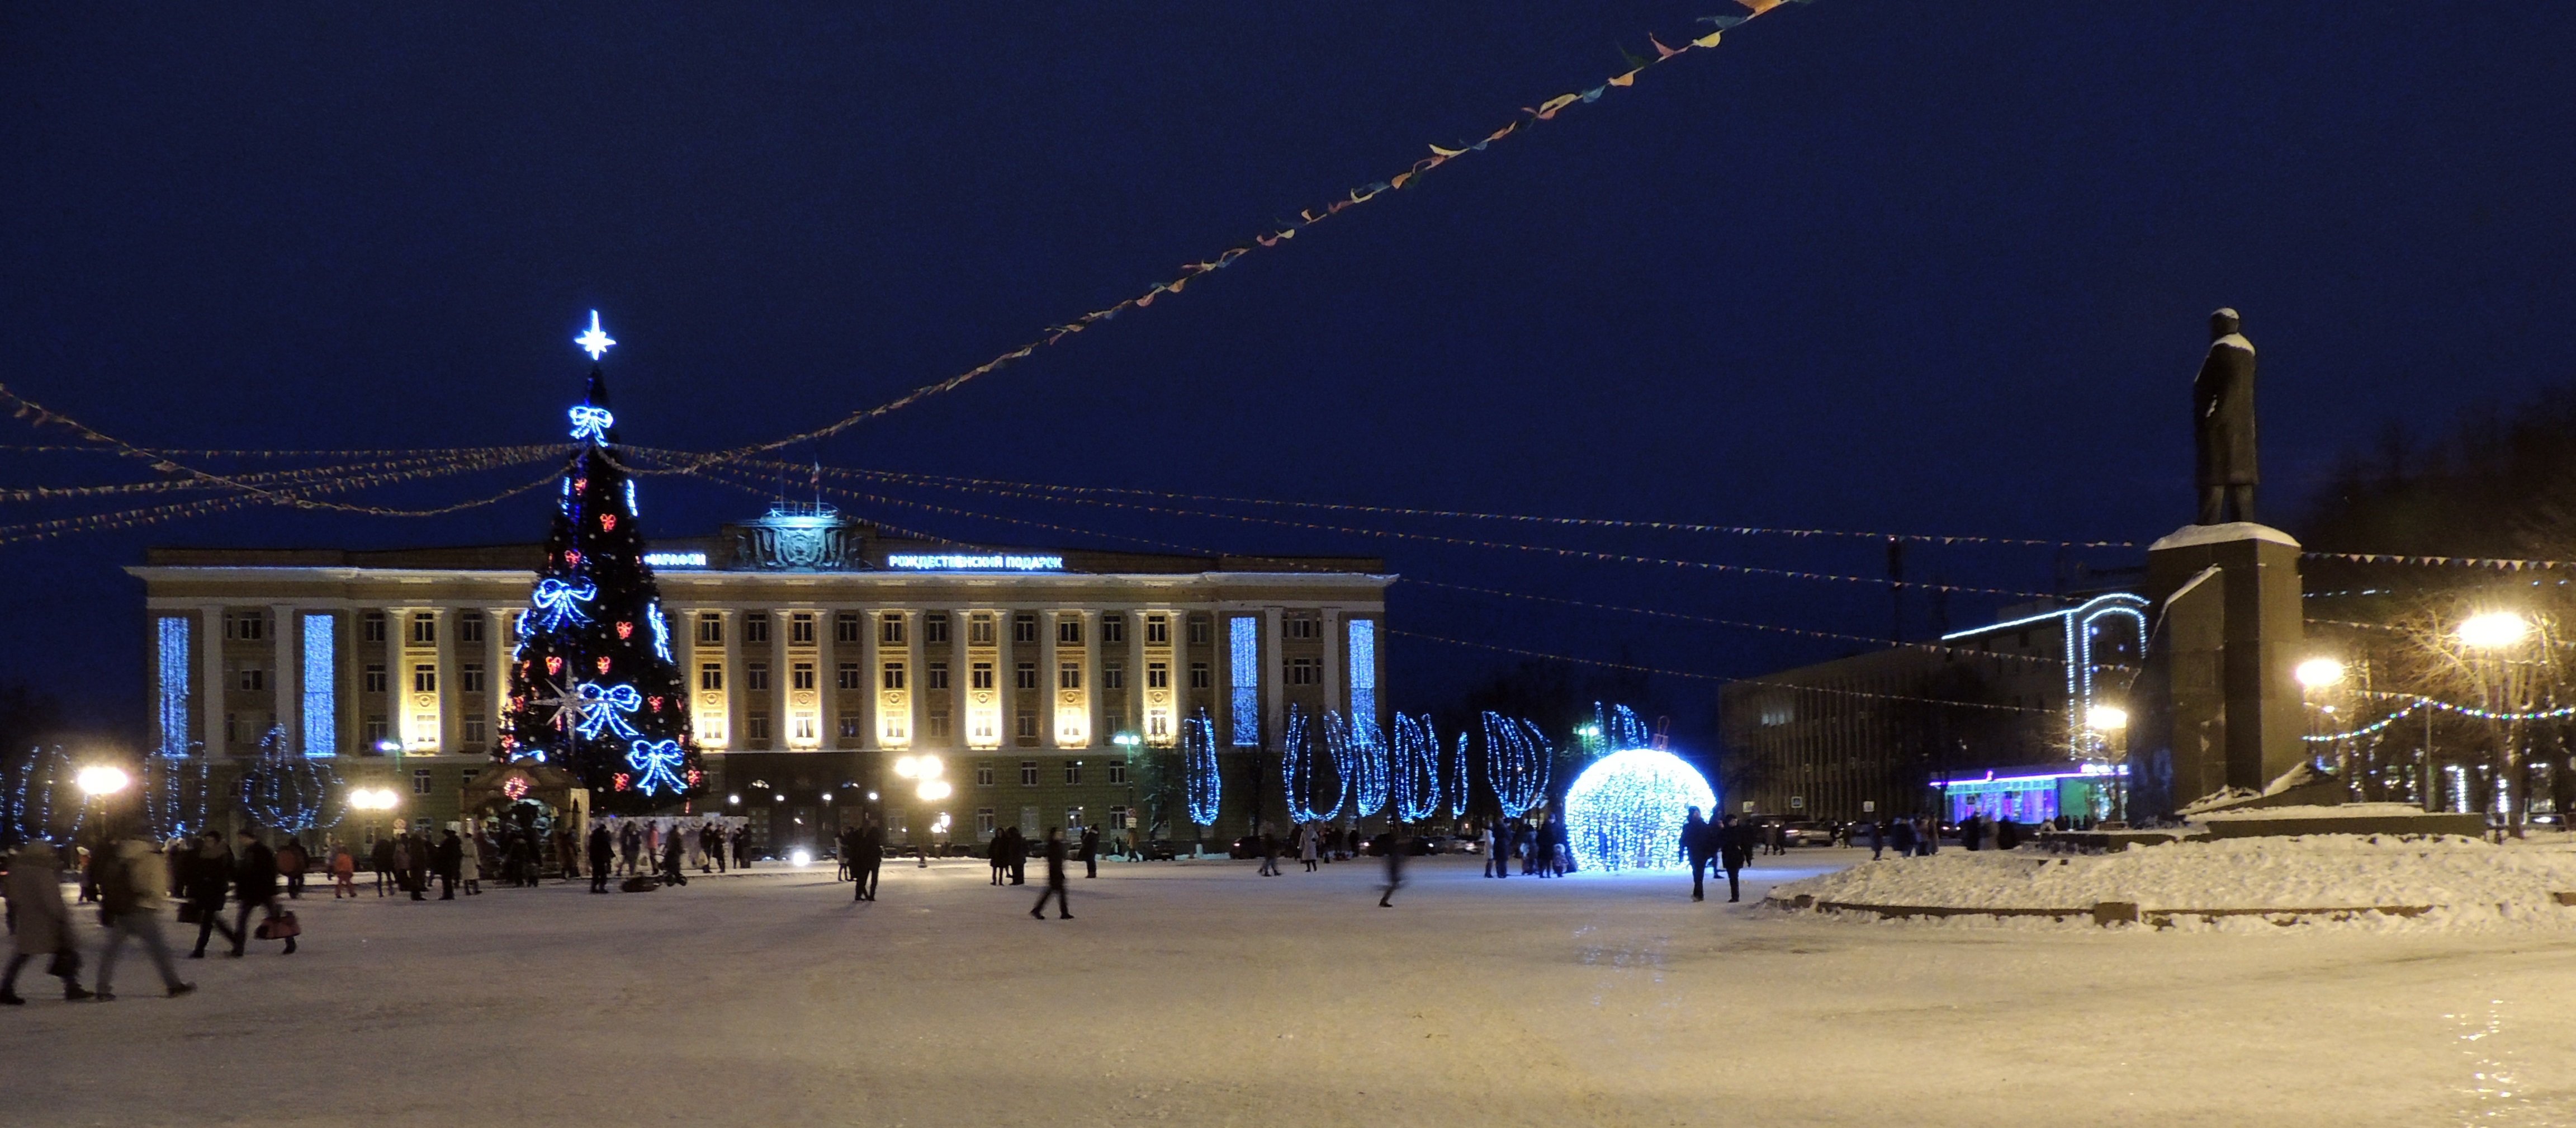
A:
[5,2,2573,745]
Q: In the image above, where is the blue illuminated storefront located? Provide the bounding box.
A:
[1936,764,2126,824]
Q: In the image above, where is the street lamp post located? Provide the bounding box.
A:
[2083,705,2127,824]
[75,764,132,848]
[2456,611,2532,836]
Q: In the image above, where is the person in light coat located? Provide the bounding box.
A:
[2,842,91,1003]
[458,829,484,895]
[95,836,193,1000]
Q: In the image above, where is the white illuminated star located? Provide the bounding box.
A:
[574,310,617,361]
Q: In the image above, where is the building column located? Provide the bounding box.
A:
[1321,607,1344,721]
[1041,610,1063,750]
[383,606,406,752]
[488,607,511,752]
[720,609,744,751]
[858,606,880,751]
[201,605,227,757]
[433,608,457,756]
[272,603,299,754]
[769,610,791,749]
[1261,606,1285,748]
[815,606,838,749]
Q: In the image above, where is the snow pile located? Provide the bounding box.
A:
[1769,836,2576,921]
[2195,802,2433,822]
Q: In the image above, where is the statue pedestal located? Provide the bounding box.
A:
[2132,523,2307,817]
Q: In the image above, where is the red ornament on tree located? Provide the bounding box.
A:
[595,655,612,674]
[616,621,633,639]
[600,513,617,531]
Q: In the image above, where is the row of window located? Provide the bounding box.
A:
[692,610,1205,648]
[970,806,1131,836]
[228,663,487,695]
[963,759,1131,787]
[230,610,487,646]
[692,658,1210,694]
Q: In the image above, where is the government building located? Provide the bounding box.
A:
[130,506,1391,853]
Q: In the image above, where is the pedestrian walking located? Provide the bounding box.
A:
[1867,819,1885,862]
[1029,828,1071,920]
[588,822,615,894]
[1081,824,1100,879]
[228,828,295,956]
[1718,815,1755,903]
[1,842,92,1003]
[1376,831,1408,907]
[93,835,193,1001]
[855,816,883,903]
[182,830,238,957]
[1681,807,1715,901]
[434,829,463,900]
[1300,823,1320,873]
[330,840,357,898]
[459,829,484,895]
[370,836,395,896]
[276,836,309,900]
[619,820,642,876]
[406,830,432,900]
[659,829,688,886]
[987,831,1007,886]
[1257,828,1281,877]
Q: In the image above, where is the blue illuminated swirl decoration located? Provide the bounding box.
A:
[574,682,644,740]
[1183,709,1221,826]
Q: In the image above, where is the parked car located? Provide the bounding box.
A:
[1139,839,1182,861]
[1782,821,1839,847]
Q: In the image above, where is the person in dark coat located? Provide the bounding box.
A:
[587,822,614,893]
[406,830,431,900]
[1376,831,1408,908]
[229,829,292,956]
[1004,827,1028,885]
[1866,819,1885,861]
[183,830,238,957]
[434,830,463,899]
[1028,828,1071,920]
[659,829,687,886]
[731,827,750,869]
[619,821,642,876]
[1080,824,1101,879]
[1680,807,1714,901]
[1717,815,1755,903]
[1959,813,1985,853]
[1257,828,1280,877]
[368,836,395,897]
[855,816,883,903]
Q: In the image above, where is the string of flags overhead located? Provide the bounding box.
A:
[671,452,2059,598]
[654,1,1817,470]
[2303,550,2576,572]
[734,462,2129,549]
[1389,627,2056,714]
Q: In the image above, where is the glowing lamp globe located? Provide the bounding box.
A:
[1563,748,1717,873]
[2457,612,2531,650]
[75,765,131,797]
[2293,656,2346,690]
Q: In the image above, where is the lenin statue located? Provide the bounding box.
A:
[2193,308,2257,525]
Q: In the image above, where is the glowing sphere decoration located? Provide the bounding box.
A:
[1564,748,1718,873]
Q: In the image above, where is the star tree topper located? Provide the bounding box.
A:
[575,309,617,361]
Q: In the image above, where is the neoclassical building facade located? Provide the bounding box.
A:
[130,508,1391,849]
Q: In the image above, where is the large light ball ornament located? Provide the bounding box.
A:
[1563,748,1717,873]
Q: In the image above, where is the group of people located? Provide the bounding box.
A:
[362,823,556,901]
[1677,809,1763,902]
[833,816,885,902]
[2,823,320,1006]
[600,818,749,882]
[1476,815,1573,879]
[982,824,1102,888]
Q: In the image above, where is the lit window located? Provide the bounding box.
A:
[792,715,817,740]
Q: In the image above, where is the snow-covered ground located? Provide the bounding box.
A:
[1773,836,2576,928]
[7,850,2576,1126]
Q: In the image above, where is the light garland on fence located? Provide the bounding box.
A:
[1184,709,1221,827]
[1484,711,1552,818]
[1564,748,1717,873]
[636,2,1812,470]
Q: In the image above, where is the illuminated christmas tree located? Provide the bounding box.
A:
[499,313,699,811]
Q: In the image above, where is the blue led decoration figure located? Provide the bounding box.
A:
[1483,712,1552,818]
[1563,748,1717,872]
[499,331,699,813]
[1329,711,1389,819]
[1346,619,1379,725]
[238,724,345,835]
[1183,709,1221,827]
[1447,731,1471,820]
[1227,616,1260,747]
[1391,714,1441,823]
[145,754,212,840]
[1281,705,1344,824]
[155,615,191,758]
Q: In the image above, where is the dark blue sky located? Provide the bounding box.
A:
[5,2,2573,741]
